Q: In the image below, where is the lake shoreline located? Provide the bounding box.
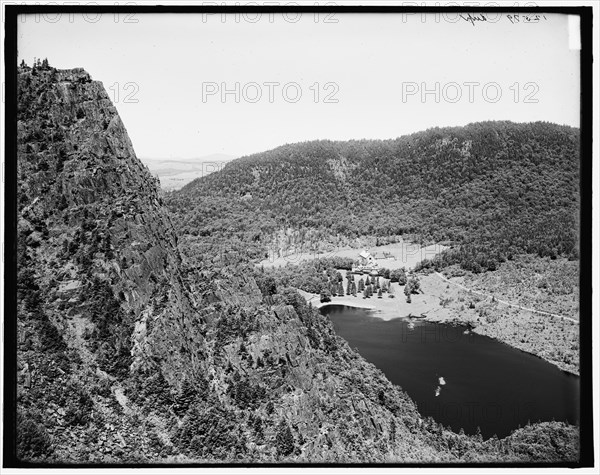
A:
[301,271,579,377]
[322,304,580,439]
[318,299,579,379]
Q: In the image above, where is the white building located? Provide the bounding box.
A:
[354,250,379,273]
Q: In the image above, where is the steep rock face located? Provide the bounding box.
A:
[17,65,201,397]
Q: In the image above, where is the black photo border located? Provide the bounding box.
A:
[3,2,594,469]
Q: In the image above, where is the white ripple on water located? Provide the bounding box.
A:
[435,376,446,396]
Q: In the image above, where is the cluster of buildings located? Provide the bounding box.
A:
[353,250,382,275]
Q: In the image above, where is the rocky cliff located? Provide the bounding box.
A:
[17,65,202,378]
[14,64,579,464]
[16,64,210,461]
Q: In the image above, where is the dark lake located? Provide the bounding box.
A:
[321,305,580,439]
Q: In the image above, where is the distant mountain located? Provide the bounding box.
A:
[168,122,580,270]
[142,154,233,191]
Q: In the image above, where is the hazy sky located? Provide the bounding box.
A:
[18,11,580,161]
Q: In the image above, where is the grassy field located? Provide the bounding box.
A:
[258,241,448,271]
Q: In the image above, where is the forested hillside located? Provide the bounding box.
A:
[168,122,580,271]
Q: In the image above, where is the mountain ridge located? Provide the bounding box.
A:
[169,120,580,271]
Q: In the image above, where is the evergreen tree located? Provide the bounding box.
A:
[58,194,68,211]
[320,289,331,303]
[475,426,483,442]
[275,421,295,457]
[391,268,407,285]
[253,416,265,441]
[330,281,337,296]
[399,268,408,285]
[405,276,421,295]
[103,234,114,260]
[404,282,411,298]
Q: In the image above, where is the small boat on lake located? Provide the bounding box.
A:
[406,313,427,319]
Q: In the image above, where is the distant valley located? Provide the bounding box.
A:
[142,154,233,191]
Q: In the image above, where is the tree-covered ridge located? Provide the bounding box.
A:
[168,121,580,270]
